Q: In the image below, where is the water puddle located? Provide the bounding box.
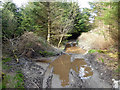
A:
[49,54,93,87]
[65,46,86,54]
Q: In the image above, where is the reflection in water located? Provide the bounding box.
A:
[49,54,93,87]
[65,46,86,54]
[49,54,71,86]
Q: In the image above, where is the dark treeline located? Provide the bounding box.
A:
[1,1,119,47]
[1,1,92,47]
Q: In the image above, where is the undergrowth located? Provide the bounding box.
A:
[88,49,118,58]
[39,51,56,57]
[2,71,24,88]
[1,57,25,89]
[88,49,107,54]
[115,65,120,73]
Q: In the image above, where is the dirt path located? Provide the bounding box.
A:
[17,41,117,88]
[41,53,112,88]
[21,47,114,88]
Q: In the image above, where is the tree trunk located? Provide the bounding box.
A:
[47,17,50,43]
[58,35,64,48]
[47,2,50,43]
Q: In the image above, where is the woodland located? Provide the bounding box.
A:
[0,0,120,88]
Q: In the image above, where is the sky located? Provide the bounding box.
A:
[1,0,95,23]
[78,0,94,8]
[12,0,28,7]
[1,0,94,8]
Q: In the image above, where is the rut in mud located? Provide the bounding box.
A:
[22,43,113,88]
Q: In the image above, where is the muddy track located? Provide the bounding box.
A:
[21,51,114,88]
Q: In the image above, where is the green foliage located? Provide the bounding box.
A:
[2,1,93,47]
[49,2,79,46]
[19,2,46,36]
[88,49,107,54]
[115,65,120,73]
[2,72,24,88]
[2,57,13,70]
[102,2,118,26]
[89,2,119,43]
[2,2,23,39]
[2,57,12,63]
[1,1,99,48]
[76,40,79,45]
[69,8,92,37]
[2,57,24,88]
[39,51,55,56]
[98,58,104,63]
[101,58,104,63]
[97,50,107,53]
[19,2,82,46]
[2,64,12,70]
[88,49,97,53]
[0,82,2,90]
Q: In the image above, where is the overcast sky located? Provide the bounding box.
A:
[1,0,94,8]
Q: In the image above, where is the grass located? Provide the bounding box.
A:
[101,58,104,63]
[76,40,79,45]
[2,72,24,88]
[2,64,12,70]
[88,49,97,53]
[2,57,13,70]
[88,49,118,59]
[98,57,104,63]
[2,57,12,63]
[88,49,108,54]
[0,82,2,90]
[115,65,120,73]
[2,57,25,88]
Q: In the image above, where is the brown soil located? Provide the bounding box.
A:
[65,46,86,54]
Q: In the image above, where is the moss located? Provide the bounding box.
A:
[39,51,55,57]
[88,49,107,54]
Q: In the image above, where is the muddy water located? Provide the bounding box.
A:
[35,59,52,63]
[65,46,86,54]
[49,54,93,87]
